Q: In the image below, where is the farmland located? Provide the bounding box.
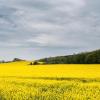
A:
[0,62,100,100]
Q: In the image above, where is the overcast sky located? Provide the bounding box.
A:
[0,0,100,60]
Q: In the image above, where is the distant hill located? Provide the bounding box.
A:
[0,58,25,64]
[13,58,25,62]
[37,49,100,64]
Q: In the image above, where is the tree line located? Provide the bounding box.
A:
[37,49,100,64]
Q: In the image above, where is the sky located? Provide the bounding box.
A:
[0,0,100,60]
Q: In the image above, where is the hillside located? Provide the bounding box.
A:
[38,49,100,64]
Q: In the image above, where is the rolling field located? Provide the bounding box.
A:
[0,62,100,100]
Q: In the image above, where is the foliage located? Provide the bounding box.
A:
[30,61,45,65]
[38,49,100,64]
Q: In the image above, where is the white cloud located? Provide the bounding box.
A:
[28,34,63,46]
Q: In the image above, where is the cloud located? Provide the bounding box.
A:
[0,0,100,60]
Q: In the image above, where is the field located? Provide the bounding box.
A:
[0,62,100,100]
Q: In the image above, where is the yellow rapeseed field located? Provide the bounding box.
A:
[0,61,100,100]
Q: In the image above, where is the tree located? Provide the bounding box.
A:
[85,53,97,64]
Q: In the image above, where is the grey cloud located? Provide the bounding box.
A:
[0,0,100,60]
